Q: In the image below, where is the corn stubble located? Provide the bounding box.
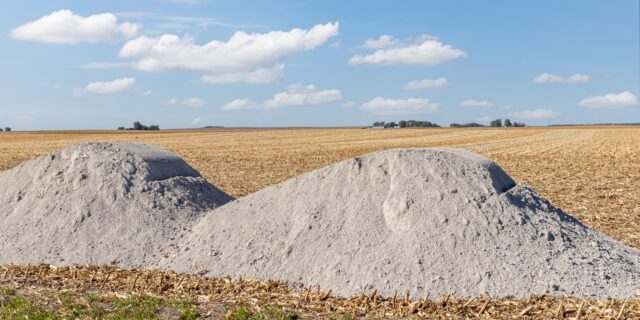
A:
[1,265,638,319]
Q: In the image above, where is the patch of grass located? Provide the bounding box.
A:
[172,299,200,320]
[0,294,60,320]
[57,291,104,319]
[0,288,204,320]
[226,305,298,320]
[227,306,254,320]
[108,295,162,320]
[0,287,16,297]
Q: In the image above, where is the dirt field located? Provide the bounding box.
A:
[1,126,638,249]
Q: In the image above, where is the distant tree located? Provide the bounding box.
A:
[450,122,484,128]
[4,127,10,132]
[512,122,526,127]
[122,122,160,131]
[384,121,398,128]
[399,120,407,128]
[373,121,385,127]
[504,119,512,127]
[490,119,503,127]
[0,128,3,132]
[403,120,440,128]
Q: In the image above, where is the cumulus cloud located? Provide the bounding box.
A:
[140,89,152,96]
[459,99,493,107]
[511,108,560,120]
[363,35,399,49]
[119,22,338,83]
[221,99,257,110]
[341,101,356,108]
[200,64,284,84]
[191,117,202,125]
[164,98,178,105]
[165,97,206,107]
[183,97,206,107]
[10,10,140,44]
[360,97,439,115]
[404,77,447,89]
[74,77,135,95]
[533,73,590,84]
[577,91,638,108]
[349,35,466,66]
[221,84,341,110]
[263,84,341,108]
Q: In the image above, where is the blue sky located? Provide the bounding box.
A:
[0,0,638,130]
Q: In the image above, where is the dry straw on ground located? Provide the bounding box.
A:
[1,264,638,319]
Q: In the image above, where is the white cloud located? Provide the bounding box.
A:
[511,108,560,120]
[221,99,257,110]
[349,35,466,66]
[10,10,140,44]
[459,99,493,107]
[360,97,439,115]
[404,77,447,89]
[341,100,356,108]
[140,89,152,96]
[577,91,638,108]
[221,84,341,110]
[533,73,590,84]
[263,84,341,108]
[363,35,399,49]
[200,64,284,84]
[119,22,338,83]
[182,97,206,107]
[165,97,206,107]
[191,117,202,125]
[75,77,135,95]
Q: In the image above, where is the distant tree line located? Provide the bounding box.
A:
[490,118,525,127]
[450,122,484,128]
[372,119,526,129]
[450,119,526,128]
[0,127,11,132]
[372,120,440,128]
[399,120,440,128]
[117,121,160,131]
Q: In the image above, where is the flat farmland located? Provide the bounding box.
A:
[0,126,638,249]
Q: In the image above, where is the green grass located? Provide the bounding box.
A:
[226,306,299,320]
[108,295,162,320]
[1,287,306,320]
[172,299,201,320]
[0,286,207,319]
[0,288,59,320]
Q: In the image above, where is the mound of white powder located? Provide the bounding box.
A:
[162,148,640,299]
[0,142,232,267]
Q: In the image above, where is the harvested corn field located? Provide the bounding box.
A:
[1,264,638,319]
[1,126,639,250]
